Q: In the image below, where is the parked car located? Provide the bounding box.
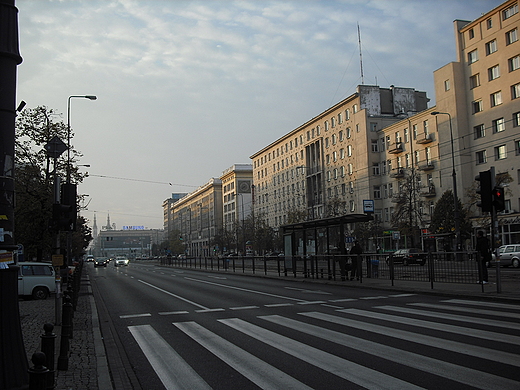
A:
[18,262,56,299]
[386,248,426,266]
[489,244,520,268]
[114,256,129,267]
[94,257,108,267]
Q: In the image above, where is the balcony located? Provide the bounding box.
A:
[418,161,435,171]
[391,194,406,204]
[388,142,403,154]
[389,168,405,179]
[416,133,433,144]
[421,185,436,198]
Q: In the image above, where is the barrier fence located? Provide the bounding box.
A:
[159,251,487,289]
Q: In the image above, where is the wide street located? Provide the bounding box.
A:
[88,262,520,390]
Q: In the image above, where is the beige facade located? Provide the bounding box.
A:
[170,178,223,257]
[251,85,428,232]
[220,164,253,232]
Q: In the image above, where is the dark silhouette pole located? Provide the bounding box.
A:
[0,1,27,389]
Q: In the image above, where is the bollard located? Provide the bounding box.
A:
[28,351,49,390]
[57,295,73,371]
[63,290,74,339]
[41,323,56,389]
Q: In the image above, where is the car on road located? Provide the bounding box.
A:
[86,255,94,262]
[489,244,520,268]
[114,256,129,267]
[94,257,108,267]
[386,248,426,266]
[18,262,56,299]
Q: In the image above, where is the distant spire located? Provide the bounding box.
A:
[106,212,112,230]
[93,214,98,238]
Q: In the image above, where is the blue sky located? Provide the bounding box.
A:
[16,0,503,230]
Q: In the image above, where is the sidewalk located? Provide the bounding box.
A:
[19,262,519,390]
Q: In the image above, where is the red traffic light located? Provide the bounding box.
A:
[493,186,505,212]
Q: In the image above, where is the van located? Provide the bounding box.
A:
[18,262,56,299]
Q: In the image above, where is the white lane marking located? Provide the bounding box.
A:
[230,306,259,311]
[285,287,332,295]
[159,311,189,316]
[301,311,520,368]
[183,277,306,302]
[360,296,388,300]
[174,321,314,390]
[329,298,357,303]
[120,313,151,319]
[220,318,424,390]
[261,314,520,390]
[409,302,520,320]
[442,299,520,310]
[138,279,210,310]
[321,304,344,309]
[345,307,520,345]
[296,301,327,305]
[129,325,211,390]
[265,303,293,308]
[388,294,417,298]
[195,308,225,313]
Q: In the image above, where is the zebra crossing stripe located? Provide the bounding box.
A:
[299,311,520,367]
[343,307,520,345]
[442,299,520,310]
[173,321,314,390]
[219,318,425,390]
[260,314,519,390]
[128,325,211,390]
[409,302,520,320]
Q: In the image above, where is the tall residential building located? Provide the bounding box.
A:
[170,178,223,257]
[220,164,253,232]
[250,85,428,230]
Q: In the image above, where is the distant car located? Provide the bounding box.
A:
[489,244,520,268]
[94,257,108,267]
[114,256,129,267]
[86,255,94,262]
[18,262,56,299]
[386,248,426,266]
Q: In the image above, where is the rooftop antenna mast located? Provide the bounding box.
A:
[358,23,364,85]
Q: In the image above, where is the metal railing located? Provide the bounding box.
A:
[159,252,486,288]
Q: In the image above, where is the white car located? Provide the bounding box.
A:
[114,256,129,267]
[18,262,56,299]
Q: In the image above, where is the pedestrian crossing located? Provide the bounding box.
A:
[127,299,520,389]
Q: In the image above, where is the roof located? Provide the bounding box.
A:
[281,213,373,232]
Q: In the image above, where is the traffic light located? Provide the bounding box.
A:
[476,170,493,212]
[52,203,74,231]
[60,183,77,231]
[493,186,505,212]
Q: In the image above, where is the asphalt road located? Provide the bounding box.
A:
[89,262,520,390]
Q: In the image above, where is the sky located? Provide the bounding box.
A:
[16,0,504,231]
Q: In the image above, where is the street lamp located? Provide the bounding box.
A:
[431,111,460,251]
[67,95,96,182]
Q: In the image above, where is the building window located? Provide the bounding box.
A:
[488,65,500,81]
[316,125,320,136]
[331,116,336,128]
[373,186,381,199]
[325,137,329,148]
[474,124,485,139]
[339,130,344,141]
[347,145,352,157]
[506,28,518,45]
[470,73,480,89]
[349,181,354,193]
[338,112,343,124]
[472,99,483,114]
[444,79,450,91]
[371,140,378,152]
[468,28,474,39]
[515,140,520,155]
[345,109,350,120]
[493,117,505,133]
[512,83,520,99]
[370,122,377,132]
[423,120,429,135]
[372,163,380,176]
[510,55,520,72]
[513,112,520,127]
[340,166,345,177]
[332,134,337,145]
[333,151,337,162]
[486,39,497,55]
[325,121,329,131]
[503,3,518,20]
[487,18,493,29]
[353,104,358,113]
[347,163,353,175]
[404,128,409,143]
[476,150,487,164]
[491,91,503,107]
[495,145,507,160]
[468,49,478,64]
[340,148,345,159]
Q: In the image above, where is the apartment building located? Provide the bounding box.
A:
[170,178,223,257]
[221,164,253,232]
[432,0,520,244]
[250,85,428,232]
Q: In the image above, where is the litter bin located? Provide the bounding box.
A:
[370,259,379,278]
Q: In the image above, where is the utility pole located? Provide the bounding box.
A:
[0,1,27,388]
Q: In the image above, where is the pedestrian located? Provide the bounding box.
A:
[349,241,363,280]
[475,231,490,284]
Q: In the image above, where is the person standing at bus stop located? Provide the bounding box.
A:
[476,231,490,284]
[350,241,363,280]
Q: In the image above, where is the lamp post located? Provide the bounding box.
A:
[65,95,96,268]
[431,111,460,251]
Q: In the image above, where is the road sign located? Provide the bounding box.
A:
[44,136,67,159]
[363,199,374,213]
